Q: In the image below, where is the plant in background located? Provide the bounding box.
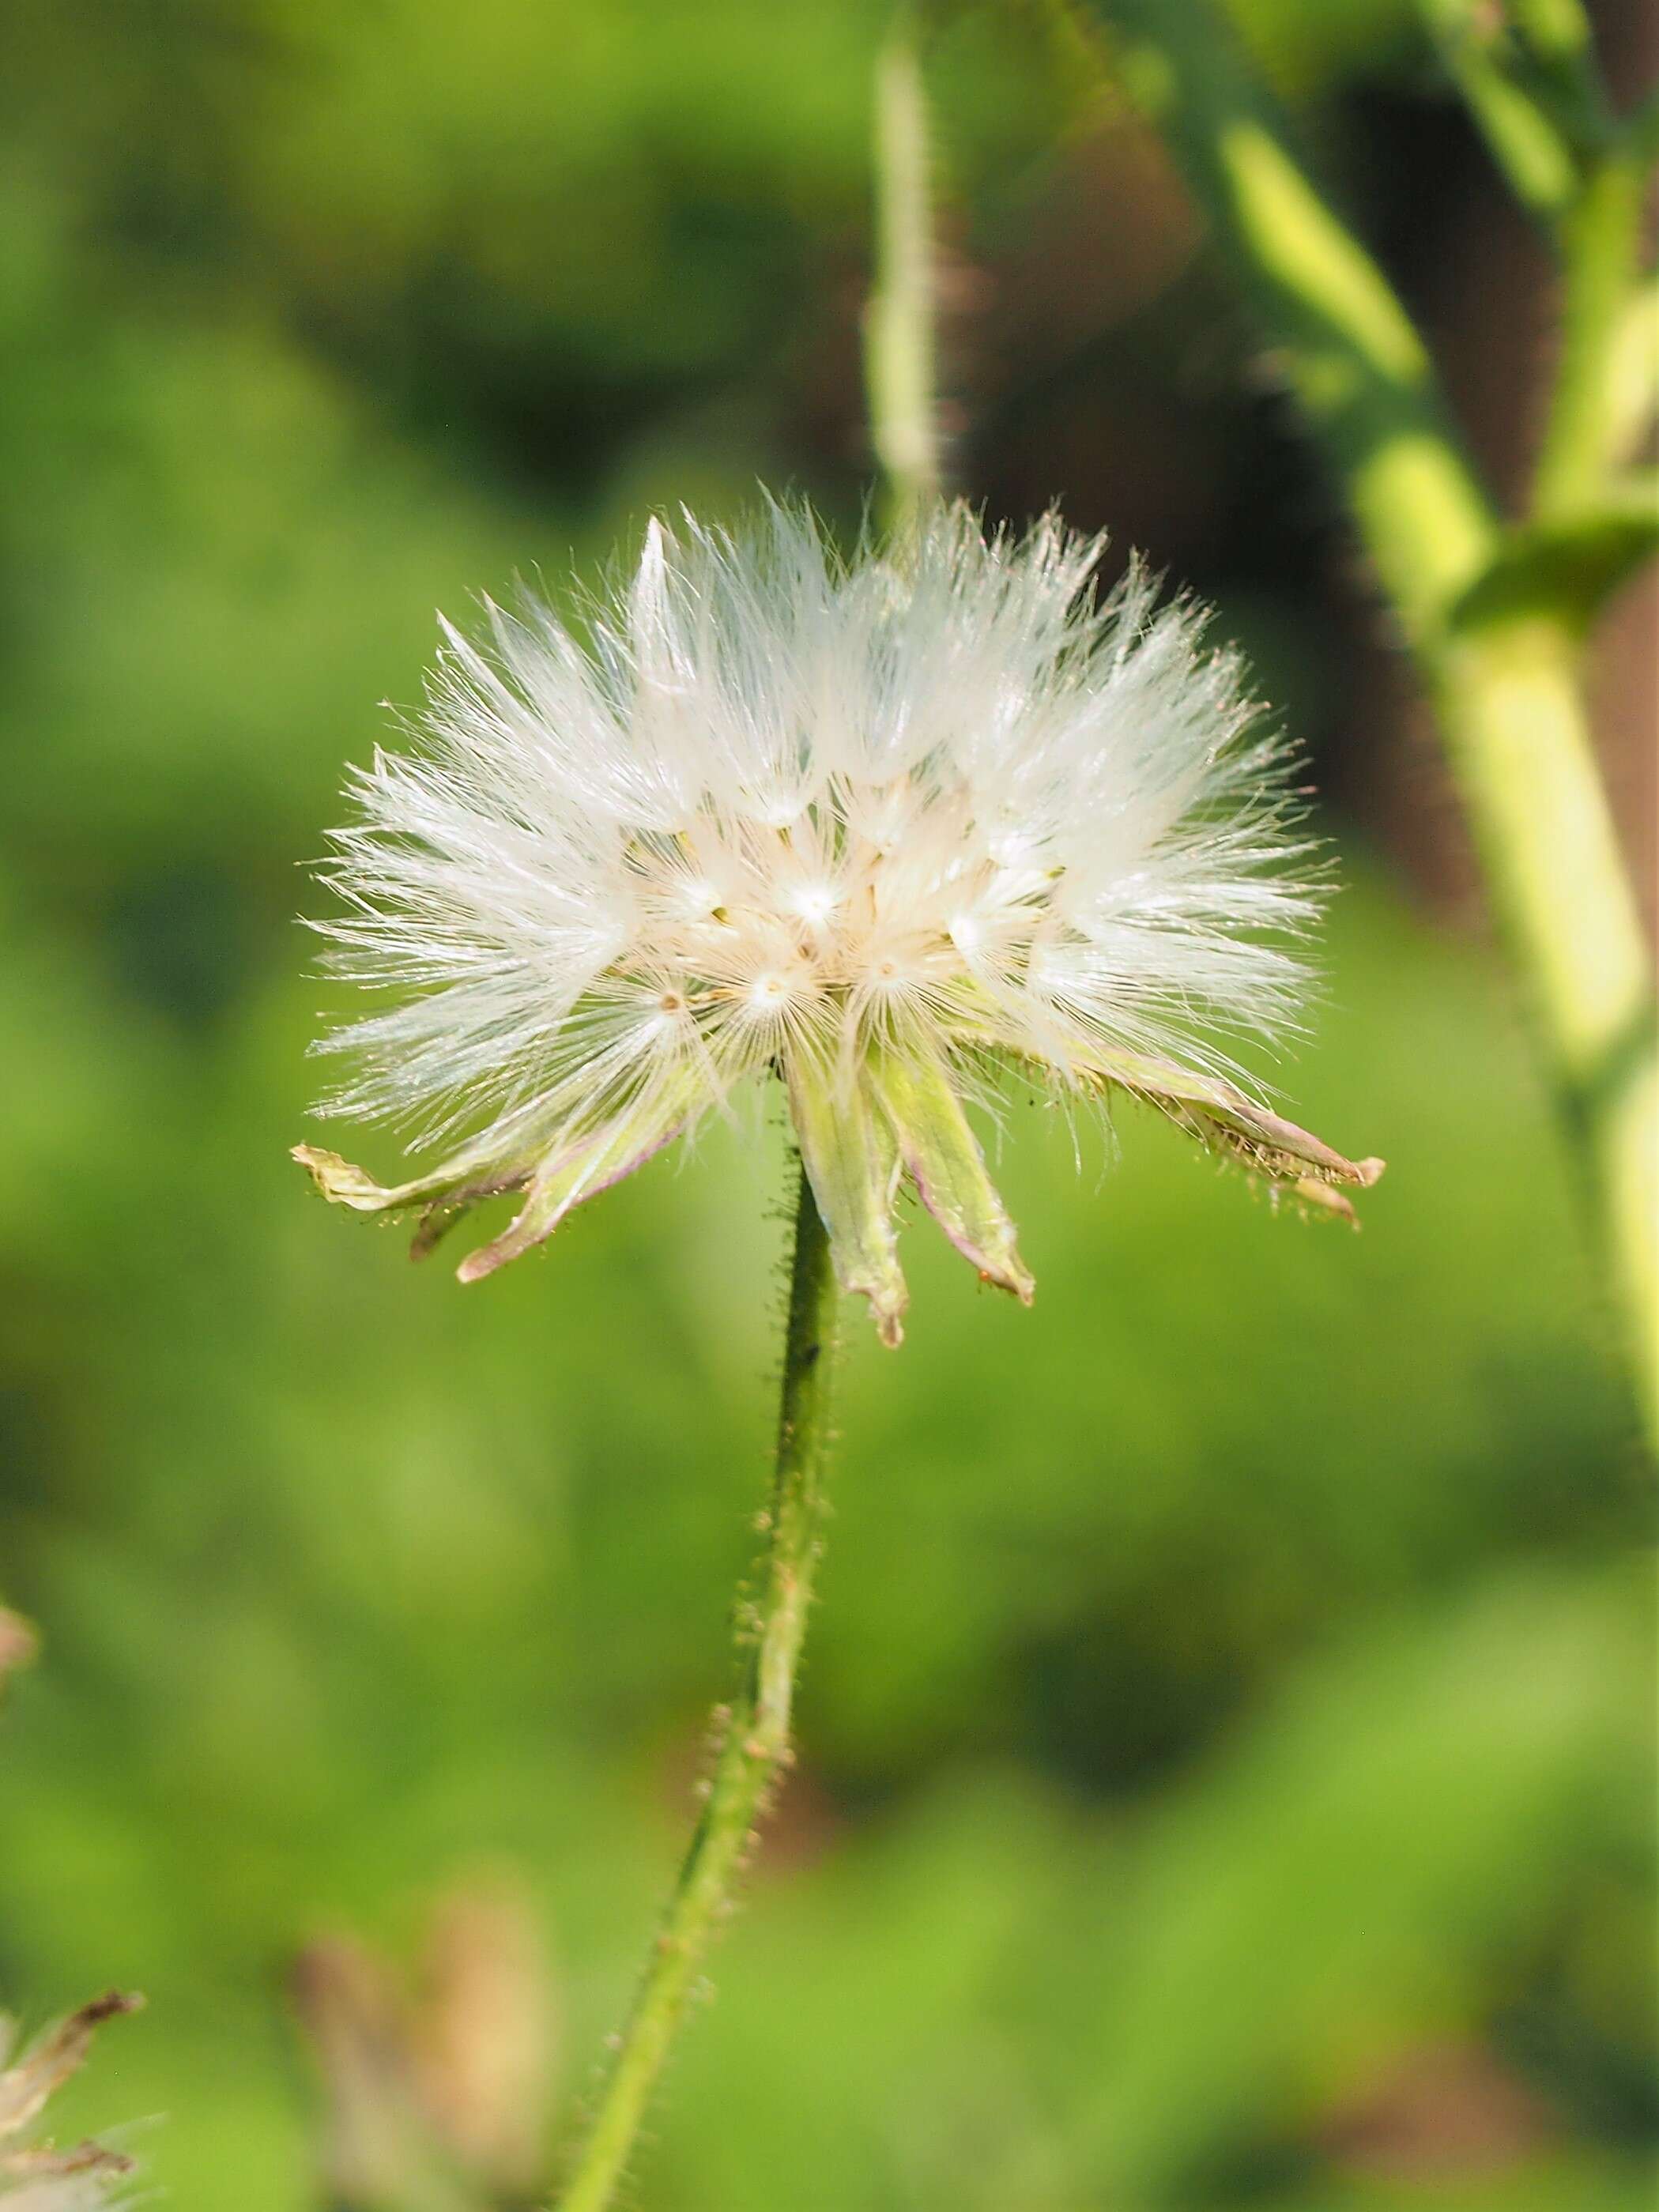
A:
[1087,0,1657,1445]
[0,1630,142,2208]
[0,1992,142,2208]
[291,1880,554,2212]
[0,1615,36,1712]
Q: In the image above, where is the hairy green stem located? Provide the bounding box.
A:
[554,1169,841,2212]
[864,6,943,533]
[1090,0,1657,1444]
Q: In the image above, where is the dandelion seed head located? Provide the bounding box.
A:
[300,500,1378,1329]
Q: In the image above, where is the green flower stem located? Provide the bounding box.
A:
[1090,0,1657,1445]
[864,6,942,533]
[554,1167,842,2212]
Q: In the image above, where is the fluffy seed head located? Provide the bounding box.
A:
[297,501,1381,1336]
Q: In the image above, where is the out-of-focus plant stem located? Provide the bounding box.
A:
[1415,0,1581,220]
[1604,276,1658,465]
[1088,0,1657,1447]
[1432,620,1655,1417]
[865,5,943,533]
[1534,146,1648,513]
[554,1173,841,2212]
[1414,2,1647,512]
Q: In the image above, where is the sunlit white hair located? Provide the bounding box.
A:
[300,500,1378,1336]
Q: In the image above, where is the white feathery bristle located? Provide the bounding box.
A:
[309,500,1322,1159]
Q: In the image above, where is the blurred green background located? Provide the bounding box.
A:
[1,2,1653,2206]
